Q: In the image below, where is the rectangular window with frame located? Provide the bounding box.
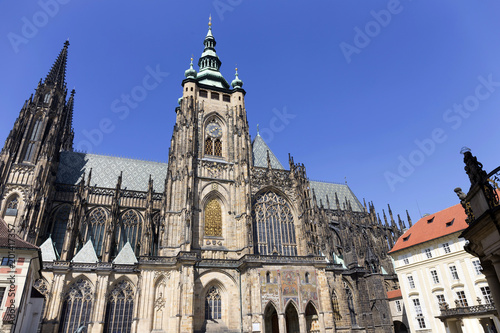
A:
[395,300,402,312]
[473,260,482,275]
[408,276,415,289]
[450,265,459,280]
[443,242,451,254]
[1,257,14,266]
[456,291,468,307]
[402,255,410,265]
[481,286,492,304]
[436,294,446,306]
[430,270,440,284]
[416,317,426,329]
[424,248,432,258]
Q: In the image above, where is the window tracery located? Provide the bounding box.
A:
[204,199,222,237]
[332,292,341,322]
[59,279,93,333]
[117,210,142,255]
[82,208,106,257]
[104,280,134,333]
[205,286,221,320]
[24,117,43,162]
[253,191,297,256]
[4,195,19,217]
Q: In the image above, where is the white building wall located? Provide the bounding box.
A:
[392,233,499,333]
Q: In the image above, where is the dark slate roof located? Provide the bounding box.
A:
[56,151,169,192]
[252,134,285,170]
[0,217,38,250]
[309,180,364,212]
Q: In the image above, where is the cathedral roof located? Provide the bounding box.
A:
[251,133,285,170]
[309,180,364,212]
[388,203,467,254]
[56,151,168,192]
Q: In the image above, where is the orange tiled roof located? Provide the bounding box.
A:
[388,203,467,254]
[387,289,402,299]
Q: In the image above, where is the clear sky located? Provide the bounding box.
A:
[1,1,500,226]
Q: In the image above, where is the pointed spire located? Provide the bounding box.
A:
[196,17,229,88]
[45,40,69,87]
[406,210,413,227]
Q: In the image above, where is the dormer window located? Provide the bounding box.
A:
[427,217,434,223]
[403,234,411,242]
[446,219,454,227]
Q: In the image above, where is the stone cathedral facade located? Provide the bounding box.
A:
[0,23,408,333]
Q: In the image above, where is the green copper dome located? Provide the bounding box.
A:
[231,68,243,89]
[184,58,197,79]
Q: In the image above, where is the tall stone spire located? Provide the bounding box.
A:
[44,40,69,87]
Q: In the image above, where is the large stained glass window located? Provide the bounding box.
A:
[104,280,135,333]
[204,199,222,237]
[58,279,93,333]
[253,191,297,256]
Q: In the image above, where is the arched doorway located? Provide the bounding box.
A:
[264,302,279,333]
[394,320,408,333]
[285,302,299,333]
[305,302,320,333]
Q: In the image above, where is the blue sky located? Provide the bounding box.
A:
[1,1,500,226]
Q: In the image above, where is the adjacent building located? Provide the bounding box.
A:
[389,203,499,333]
[0,217,42,333]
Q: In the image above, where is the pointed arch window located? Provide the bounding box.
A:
[205,286,221,320]
[253,191,297,256]
[4,195,19,217]
[82,208,107,257]
[58,279,93,333]
[44,93,51,104]
[104,280,134,333]
[116,210,142,255]
[52,205,71,255]
[205,199,222,237]
[344,281,357,326]
[24,117,43,162]
[205,121,222,157]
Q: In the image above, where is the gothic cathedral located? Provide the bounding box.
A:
[0,22,407,333]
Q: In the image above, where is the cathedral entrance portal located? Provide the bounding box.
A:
[285,303,299,333]
[264,303,279,333]
[305,302,320,333]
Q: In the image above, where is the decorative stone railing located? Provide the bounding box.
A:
[438,303,496,319]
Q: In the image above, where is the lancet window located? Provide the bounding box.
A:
[52,205,71,255]
[204,199,222,237]
[58,279,93,333]
[253,191,297,256]
[344,281,357,326]
[116,210,142,255]
[104,280,135,333]
[24,117,43,162]
[82,208,107,257]
[205,286,221,320]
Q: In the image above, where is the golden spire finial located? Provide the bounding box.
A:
[191,54,193,62]
[208,14,212,27]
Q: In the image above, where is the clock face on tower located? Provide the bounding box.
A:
[206,123,222,138]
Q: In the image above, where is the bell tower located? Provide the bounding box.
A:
[160,18,253,258]
[0,41,74,243]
